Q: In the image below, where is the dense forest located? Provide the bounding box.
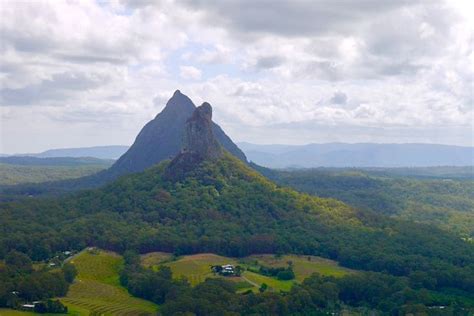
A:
[0,153,473,312]
[254,164,474,237]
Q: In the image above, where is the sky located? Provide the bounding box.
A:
[0,0,473,154]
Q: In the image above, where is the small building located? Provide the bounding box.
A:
[211,264,237,276]
[221,264,235,275]
[21,304,35,310]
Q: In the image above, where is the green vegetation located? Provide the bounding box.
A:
[0,164,108,186]
[0,309,35,315]
[255,165,474,237]
[125,251,474,315]
[159,253,235,286]
[0,154,473,312]
[61,249,157,315]
[246,254,353,280]
[0,251,73,312]
[141,252,345,292]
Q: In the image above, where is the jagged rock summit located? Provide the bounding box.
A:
[165,103,223,179]
[104,90,246,179]
[183,102,223,160]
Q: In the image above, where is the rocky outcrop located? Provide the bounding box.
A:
[165,103,223,180]
[183,102,223,160]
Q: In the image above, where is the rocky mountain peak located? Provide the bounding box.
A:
[159,89,195,117]
[102,90,246,181]
[165,103,223,180]
[183,102,223,160]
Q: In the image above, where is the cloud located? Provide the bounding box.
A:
[195,45,232,64]
[330,92,348,105]
[1,71,112,106]
[0,0,472,153]
[180,0,417,38]
[180,65,202,80]
[254,56,285,69]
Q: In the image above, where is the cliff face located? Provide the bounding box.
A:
[183,102,223,160]
[165,103,223,180]
[104,90,245,179]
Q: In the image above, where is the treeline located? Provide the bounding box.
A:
[121,252,473,315]
[0,155,473,306]
[249,263,295,281]
[0,250,76,310]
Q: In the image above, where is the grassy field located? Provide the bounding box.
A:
[61,249,158,315]
[142,252,354,293]
[247,254,353,280]
[1,251,352,315]
[158,253,238,286]
[0,309,35,316]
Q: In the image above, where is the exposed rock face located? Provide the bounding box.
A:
[165,103,223,180]
[103,90,246,179]
[183,102,223,160]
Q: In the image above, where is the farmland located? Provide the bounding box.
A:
[0,309,33,316]
[246,254,353,280]
[61,249,157,315]
[141,252,354,292]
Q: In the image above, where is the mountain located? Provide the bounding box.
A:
[20,146,129,160]
[107,90,246,178]
[165,102,224,180]
[0,156,113,167]
[1,104,474,310]
[0,91,247,195]
[239,142,474,168]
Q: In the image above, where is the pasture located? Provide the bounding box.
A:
[142,252,355,293]
[0,309,34,316]
[62,249,158,315]
[247,254,353,280]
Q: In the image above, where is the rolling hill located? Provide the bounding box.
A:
[254,164,474,237]
[62,249,157,315]
[35,146,128,160]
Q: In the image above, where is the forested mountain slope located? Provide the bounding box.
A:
[1,154,473,296]
[254,165,474,237]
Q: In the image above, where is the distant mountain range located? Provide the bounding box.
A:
[0,156,113,167]
[7,145,129,160]
[4,142,472,169]
[238,142,474,168]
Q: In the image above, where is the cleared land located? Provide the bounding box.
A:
[0,310,34,316]
[247,254,353,280]
[142,252,354,293]
[62,249,157,315]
